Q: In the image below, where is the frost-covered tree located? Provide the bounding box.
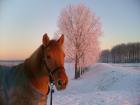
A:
[58,4,102,79]
[100,50,111,63]
[100,42,140,63]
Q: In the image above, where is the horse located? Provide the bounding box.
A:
[0,33,68,105]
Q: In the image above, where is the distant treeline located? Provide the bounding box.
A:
[99,42,140,63]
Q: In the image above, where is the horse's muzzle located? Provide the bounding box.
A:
[56,75,68,90]
[57,79,67,90]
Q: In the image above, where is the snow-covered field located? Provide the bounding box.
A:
[50,63,140,105]
[0,61,140,105]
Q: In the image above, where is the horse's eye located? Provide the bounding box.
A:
[47,55,51,59]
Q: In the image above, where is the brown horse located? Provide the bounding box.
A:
[0,33,68,105]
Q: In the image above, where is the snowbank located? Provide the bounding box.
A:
[49,63,140,105]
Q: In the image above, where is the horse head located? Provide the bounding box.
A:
[42,33,68,91]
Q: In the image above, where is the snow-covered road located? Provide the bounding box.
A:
[49,63,140,105]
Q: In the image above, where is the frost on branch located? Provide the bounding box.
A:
[58,4,102,79]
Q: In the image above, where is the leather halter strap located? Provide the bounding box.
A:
[42,45,64,83]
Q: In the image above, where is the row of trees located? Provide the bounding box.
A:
[100,43,140,63]
[58,4,101,79]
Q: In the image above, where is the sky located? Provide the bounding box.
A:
[0,0,140,60]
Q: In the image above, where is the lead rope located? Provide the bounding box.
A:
[43,58,55,105]
[50,81,54,105]
[44,60,55,105]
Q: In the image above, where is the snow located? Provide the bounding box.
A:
[0,61,140,105]
[48,63,140,105]
[0,60,23,67]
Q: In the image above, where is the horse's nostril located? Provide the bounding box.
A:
[64,81,67,86]
[57,80,63,86]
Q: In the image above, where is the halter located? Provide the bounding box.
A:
[42,45,64,84]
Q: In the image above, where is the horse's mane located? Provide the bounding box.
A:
[24,46,42,79]
[24,40,59,79]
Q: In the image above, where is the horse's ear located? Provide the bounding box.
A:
[42,33,49,46]
[57,34,64,45]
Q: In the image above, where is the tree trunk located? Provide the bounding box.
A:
[74,54,79,79]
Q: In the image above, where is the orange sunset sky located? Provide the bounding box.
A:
[0,0,140,60]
